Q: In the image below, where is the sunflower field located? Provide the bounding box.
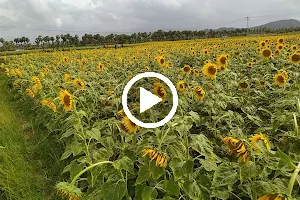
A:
[1,34,300,200]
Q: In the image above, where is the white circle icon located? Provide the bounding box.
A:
[122,72,178,129]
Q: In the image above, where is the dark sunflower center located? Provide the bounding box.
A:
[220,57,226,64]
[277,75,285,83]
[184,67,190,72]
[180,84,184,89]
[208,66,216,74]
[263,50,271,57]
[64,95,71,106]
[157,87,165,97]
[279,46,283,49]
[279,39,283,43]
[160,59,165,64]
[240,82,248,89]
[292,54,300,62]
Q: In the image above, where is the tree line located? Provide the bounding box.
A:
[1,26,300,51]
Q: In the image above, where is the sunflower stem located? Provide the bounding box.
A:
[287,161,300,197]
[70,161,113,186]
[294,113,299,139]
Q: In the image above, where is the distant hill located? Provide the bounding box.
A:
[251,19,300,29]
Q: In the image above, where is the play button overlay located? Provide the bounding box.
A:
[122,72,178,129]
[139,87,162,113]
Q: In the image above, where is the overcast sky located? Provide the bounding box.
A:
[1,0,300,41]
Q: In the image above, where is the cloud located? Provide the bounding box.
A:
[0,0,300,40]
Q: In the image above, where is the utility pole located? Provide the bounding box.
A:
[246,16,250,35]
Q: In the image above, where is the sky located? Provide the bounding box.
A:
[1,0,300,41]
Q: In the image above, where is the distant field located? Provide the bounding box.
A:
[1,34,300,200]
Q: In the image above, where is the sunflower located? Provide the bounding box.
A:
[26,88,35,98]
[182,65,191,74]
[193,86,205,100]
[276,44,284,51]
[142,148,167,168]
[278,69,288,79]
[289,52,300,64]
[223,137,249,164]
[15,68,22,78]
[153,82,167,103]
[157,56,165,66]
[258,194,285,200]
[277,38,284,44]
[193,69,200,76]
[64,74,71,82]
[259,41,266,47]
[202,62,217,79]
[73,78,84,89]
[217,54,228,66]
[5,68,10,76]
[167,61,173,68]
[32,83,43,94]
[96,63,104,71]
[291,45,297,51]
[59,90,73,111]
[122,116,140,133]
[274,50,280,56]
[274,74,286,87]
[258,80,267,88]
[177,80,187,92]
[202,49,209,55]
[41,100,57,112]
[55,182,82,200]
[117,109,125,119]
[249,133,270,150]
[261,48,272,58]
[247,62,252,68]
[239,81,249,91]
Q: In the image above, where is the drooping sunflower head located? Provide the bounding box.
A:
[177,80,187,92]
[73,78,84,89]
[223,137,249,164]
[274,74,286,87]
[239,81,249,91]
[117,109,125,119]
[249,133,270,151]
[55,182,82,200]
[142,148,168,168]
[289,52,300,64]
[193,86,205,100]
[122,116,140,133]
[64,74,71,82]
[26,88,35,98]
[153,82,167,103]
[202,62,217,79]
[59,90,73,111]
[258,194,285,200]
[182,65,191,74]
[261,48,272,58]
[41,100,57,112]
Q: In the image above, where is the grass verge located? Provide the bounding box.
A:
[0,74,64,200]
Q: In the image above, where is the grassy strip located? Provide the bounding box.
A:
[0,74,64,199]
